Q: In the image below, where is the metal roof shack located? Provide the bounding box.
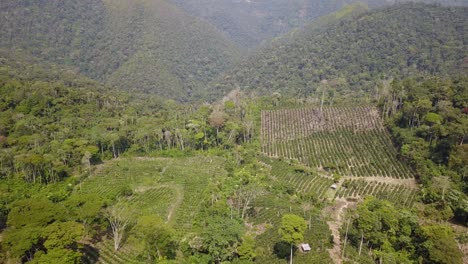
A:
[301,243,311,252]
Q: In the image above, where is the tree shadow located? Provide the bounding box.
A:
[81,244,100,263]
[274,241,294,260]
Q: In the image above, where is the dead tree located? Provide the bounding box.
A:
[105,204,133,251]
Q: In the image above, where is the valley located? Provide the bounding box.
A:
[0,1,467,264]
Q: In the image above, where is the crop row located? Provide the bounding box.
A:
[263,129,413,179]
[82,239,140,264]
[259,157,334,198]
[78,172,135,200]
[335,179,417,207]
[78,157,226,250]
[252,195,332,263]
[261,106,384,144]
[127,187,175,217]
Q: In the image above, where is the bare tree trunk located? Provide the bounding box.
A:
[320,88,325,113]
[112,143,116,158]
[290,244,293,264]
[105,205,132,251]
[241,198,250,219]
[342,219,350,259]
[359,231,364,256]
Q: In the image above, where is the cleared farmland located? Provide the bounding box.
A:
[77,155,335,264]
[261,106,413,179]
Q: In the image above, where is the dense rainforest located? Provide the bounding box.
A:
[169,0,468,48]
[0,50,266,263]
[380,76,468,223]
[210,4,467,102]
[0,0,241,100]
[0,2,467,264]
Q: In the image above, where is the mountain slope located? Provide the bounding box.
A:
[169,0,468,48]
[210,3,467,100]
[0,0,241,100]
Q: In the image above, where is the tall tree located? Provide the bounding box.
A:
[278,214,306,264]
[209,110,226,145]
[132,215,177,261]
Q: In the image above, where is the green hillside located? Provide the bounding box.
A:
[0,0,241,100]
[1,2,467,264]
[0,50,466,264]
[169,0,365,48]
[210,3,467,101]
[169,0,467,48]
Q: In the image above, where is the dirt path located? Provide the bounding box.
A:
[165,185,183,223]
[342,176,418,189]
[133,156,170,161]
[324,198,357,264]
[133,183,184,223]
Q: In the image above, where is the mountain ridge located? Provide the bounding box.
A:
[0,0,242,100]
[208,3,467,101]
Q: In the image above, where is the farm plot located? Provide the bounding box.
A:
[334,179,417,207]
[259,157,334,199]
[261,106,413,178]
[251,194,334,264]
[77,156,227,263]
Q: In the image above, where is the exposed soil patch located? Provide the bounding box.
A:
[245,222,269,236]
[324,198,358,264]
[342,176,418,189]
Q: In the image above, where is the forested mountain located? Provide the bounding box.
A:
[169,0,367,48]
[0,0,241,100]
[169,0,468,48]
[210,3,467,101]
[1,1,467,264]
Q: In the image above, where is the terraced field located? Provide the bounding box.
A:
[251,194,334,264]
[77,156,227,263]
[335,179,417,207]
[259,157,334,199]
[260,106,422,263]
[261,106,413,178]
[261,106,418,209]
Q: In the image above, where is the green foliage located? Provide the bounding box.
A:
[211,3,467,101]
[278,214,307,245]
[31,248,82,264]
[200,216,244,262]
[64,194,106,234]
[424,112,443,125]
[171,1,371,48]
[345,197,463,263]
[0,51,259,186]
[42,221,84,249]
[3,198,84,262]
[417,225,463,264]
[3,226,42,260]
[132,215,177,261]
[382,76,468,223]
[0,0,241,100]
[6,198,62,228]
[238,235,256,261]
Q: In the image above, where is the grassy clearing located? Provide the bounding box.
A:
[77,156,227,262]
